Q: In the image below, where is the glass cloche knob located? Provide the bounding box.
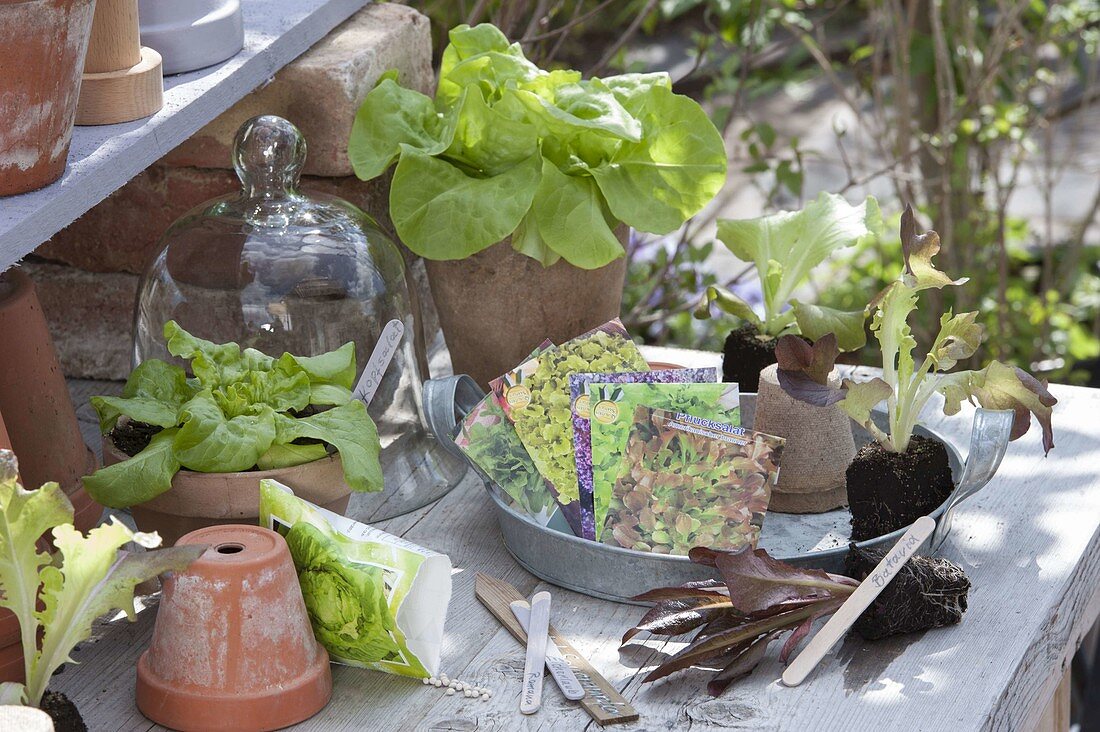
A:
[232,115,307,197]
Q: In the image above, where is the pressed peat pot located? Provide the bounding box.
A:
[0,270,101,534]
[425,228,629,388]
[846,435,955,541]
[0,705,56,732]
[101,438,351,547]
[722,325,778,393]
[138,525,332,731]
[0,0,96,195]
[753,364,855,513]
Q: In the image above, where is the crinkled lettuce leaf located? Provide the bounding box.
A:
[0,451,203,706]
[707,192,881,348]
[349,22,727,268]
[84,322,383,507]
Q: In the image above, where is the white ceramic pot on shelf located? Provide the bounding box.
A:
[138,0,243,75]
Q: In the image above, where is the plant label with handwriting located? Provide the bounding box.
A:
[569,368,717,540]
[589,382,741,541]
[454,394,559,525]
[490,320,649,536]
[603,407,781,555]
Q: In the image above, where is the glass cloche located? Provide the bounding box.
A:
[133,115,466,519]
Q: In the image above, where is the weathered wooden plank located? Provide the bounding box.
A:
[49,379,1100,731]
[0,0,369,273]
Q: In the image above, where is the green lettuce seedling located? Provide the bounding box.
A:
[0,450,203,708]
[698,192,883,351]
[348,23,727,269]
[83,321,383,508]
[777,207,1056,454]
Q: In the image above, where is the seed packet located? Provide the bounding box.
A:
[602,406,781,556]
[259,480,451,679]
[568,368,717,540]
[588,381,741,540]
[489,319,649,536]
[454,393,558,525]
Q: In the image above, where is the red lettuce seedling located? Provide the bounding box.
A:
[776,206,1056,456]
[623,544,969,695]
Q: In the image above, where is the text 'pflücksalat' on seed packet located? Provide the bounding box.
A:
[569,369,720,540]
[602,407,783,556]
[587,381,740,541]
[489,319,649,536]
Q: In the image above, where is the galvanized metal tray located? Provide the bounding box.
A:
[426,379,1004,604]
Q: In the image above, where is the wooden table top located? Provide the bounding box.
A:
[57,376,1098,731]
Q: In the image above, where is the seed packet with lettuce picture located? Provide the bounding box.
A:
[454,394,558,525]
[490,319,649,536]
[569,368,717,540]
[603,406,780,556]
[259,480,451,678]
[589,381,741,540]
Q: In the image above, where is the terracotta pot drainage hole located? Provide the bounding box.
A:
[215,543,244,554]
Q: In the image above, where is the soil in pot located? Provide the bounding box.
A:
[42,690,87,732]
[846,435,955,541]
[722,326,777,392]
[845,545,970,640]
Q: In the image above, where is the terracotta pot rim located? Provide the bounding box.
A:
[103,437,340,480]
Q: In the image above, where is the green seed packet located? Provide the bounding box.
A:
[602,406,782,556]
[589,381,741,540]
[259,480,451,679]
[454,393,558,525]
[489,319,649,536]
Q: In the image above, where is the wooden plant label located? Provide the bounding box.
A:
[475,573,639,726]
[351,319,404,405]
[782,515,936,687]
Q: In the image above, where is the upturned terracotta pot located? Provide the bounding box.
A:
[0,0,97,196]
[137,525,332,731]
[425,228,630,388]
[102,439,351,546]
[752,363,855,513]
[0,270,101,534]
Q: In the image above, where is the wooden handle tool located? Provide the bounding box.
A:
[474,573,639,725]
[782,515,936,686]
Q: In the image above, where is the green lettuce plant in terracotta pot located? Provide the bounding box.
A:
[0,449,203,731]
[348,23,728,387]
[696,192,882,392]
[776,207,1056,540]
[83,322,384,546]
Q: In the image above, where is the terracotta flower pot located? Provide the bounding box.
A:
[102,439,351,546]
[0,270,101,534]
[137,525,332,731]
[0,0,97,196]
[753,363,855,513]
[425,228,630,388]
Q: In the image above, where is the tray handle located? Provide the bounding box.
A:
[929,408,1014,552]
[423,375,486,460]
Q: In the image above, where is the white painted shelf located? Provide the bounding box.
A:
[0,0,369,273]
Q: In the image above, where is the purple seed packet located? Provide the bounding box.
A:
[569,367,717,540]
